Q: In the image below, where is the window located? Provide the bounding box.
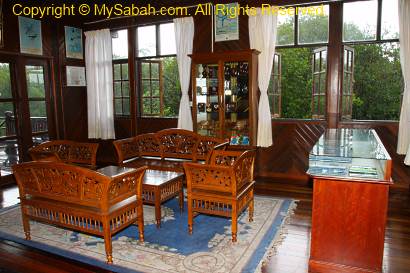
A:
[268,54,282,118]
[113,63,130,116]
[298,5,329,44]
[26,65,49,145]
[343,1,378,42]
[137,23,180,117]
[0,63,19,174]
[341,0,403,121]
[271,4,329,120]
[112,29,130,116]
[112,29,128,60]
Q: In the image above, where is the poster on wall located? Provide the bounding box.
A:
[18,16,42,55]
[66,66,86,87]
[214,3,239,42]
[65,26,83,59]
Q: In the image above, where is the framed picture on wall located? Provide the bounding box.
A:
[65,26,83,59]
[18,16,42,55]
[214,3,239,42]
[66,66,86,87]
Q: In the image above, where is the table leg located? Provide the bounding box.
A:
[155,188,161,228]
[179,180,184,213]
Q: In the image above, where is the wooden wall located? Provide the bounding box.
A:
[1,0,409,189]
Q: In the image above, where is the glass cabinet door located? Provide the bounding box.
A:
[223,61,250,144]
[195,63,220,137]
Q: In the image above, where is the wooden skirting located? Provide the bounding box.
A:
[309,260,380,273]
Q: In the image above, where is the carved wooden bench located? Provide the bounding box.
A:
[183,149,256,242]
[13,161,147,264]
[113,128,224,173]
[28,140,99,168]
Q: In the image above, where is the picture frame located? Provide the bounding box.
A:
[66,66,86,87]
[214,3,239,42]
[18,16,42,55]
[64,26,83,59]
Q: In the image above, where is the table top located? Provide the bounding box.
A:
[143,169,184,186]
[96,166,184,186]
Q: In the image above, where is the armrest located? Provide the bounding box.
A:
[233,150,256,190]
[106,166,148,206]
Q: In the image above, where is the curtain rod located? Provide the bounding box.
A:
[84,3,212,25]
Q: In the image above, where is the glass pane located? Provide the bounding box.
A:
[113,64,121,80]
[122,81,129,97]
[351,43,403,120]
[0,103,16,137]
[0,63,12,99]
[381,0,399,40]
[160,23,176,55]
[142,98,151,115]
[121,63,129,80]
[114,82,122,97]
[152,98,160,115]
[151,62,159,79]
[276,47,314,119]
[343,0,377,42]
[112,29,128,60]
[138,25,156,57]
[141,62,150,79]
[277,11,294,46]
[151,80,160,97]
[321,51,327,72]
[0,139,19,174]
[123,98,130,115]
[29,101,48,132]
[26,66,45,98]
[115,99,122,115]
[163,57,180,117]
[142,80,150,97]
[298,5,329,44]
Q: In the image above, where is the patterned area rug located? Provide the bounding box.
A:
[0,196,296,273]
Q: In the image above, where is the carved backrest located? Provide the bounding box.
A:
[135,133,162,157]
[113,137,139,164]
[157,128,200,160]
[208,150,244,166]
[29,140,99,166]
[29,141,71,161]
[184,149,255,196]
[68,142,99,166]
[196,136,225,161]
[13,162,110,208]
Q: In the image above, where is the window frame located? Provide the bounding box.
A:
[135,21,179,118]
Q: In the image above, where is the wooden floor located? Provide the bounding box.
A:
[1,182,410,273]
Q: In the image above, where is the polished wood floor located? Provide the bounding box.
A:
[1,182,410,273]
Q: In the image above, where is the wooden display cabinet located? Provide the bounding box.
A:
[307,129,393,273]
[190,50,259,146]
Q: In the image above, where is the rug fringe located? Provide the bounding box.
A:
[255,200,299,273]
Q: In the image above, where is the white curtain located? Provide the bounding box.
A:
[249,8,278,147]
[85,29,115,139]
[397,0,410,165]
[174,17,194,130]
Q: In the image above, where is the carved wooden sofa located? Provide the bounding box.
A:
[183,149,256,242]
[113,128,225,173]
[184,150,255,242]
[28,140,99,168]
[13,161,147,264]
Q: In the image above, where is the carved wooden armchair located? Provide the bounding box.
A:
[183,150,256,242]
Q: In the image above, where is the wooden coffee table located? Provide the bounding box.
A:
[97,166,184,228]
[143,169,184,228]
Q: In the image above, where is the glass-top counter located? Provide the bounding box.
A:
[308,129,391,181]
